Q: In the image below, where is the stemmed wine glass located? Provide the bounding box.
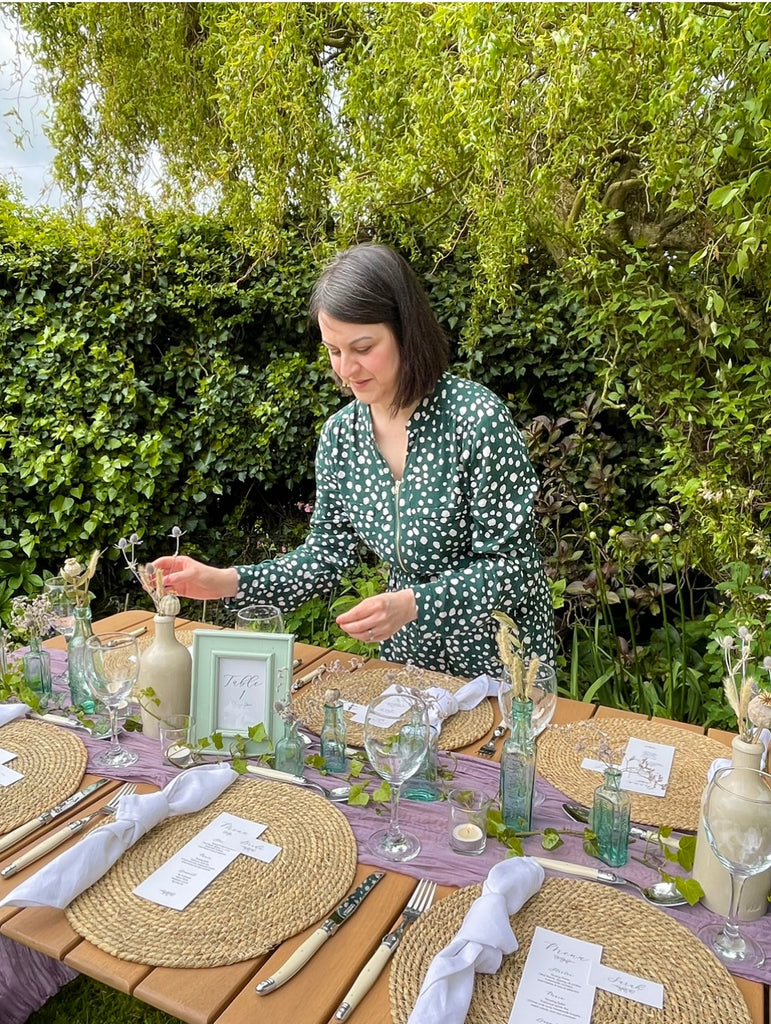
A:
[43,576,76,640]
[235,604,284,632]
[697,766,771,968]
[364,692,429,862]
[85,633,140,768]
[498,659,557,806]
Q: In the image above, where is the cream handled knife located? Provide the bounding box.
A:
[0,777,109,854]
[255,872,384,993]
[1,808,104,878]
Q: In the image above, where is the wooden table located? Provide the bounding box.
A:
[0,610,767,1024]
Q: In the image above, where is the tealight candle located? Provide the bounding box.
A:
[448,788,489,855]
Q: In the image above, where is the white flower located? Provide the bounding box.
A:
[748,693,771,731]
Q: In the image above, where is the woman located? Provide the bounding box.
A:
[154,243,554,677]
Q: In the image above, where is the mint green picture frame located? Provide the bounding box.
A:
[189,629,294,755]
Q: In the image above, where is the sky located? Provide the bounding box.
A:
[0,15,63,208]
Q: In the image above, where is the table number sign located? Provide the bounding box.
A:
[190,629,294,755]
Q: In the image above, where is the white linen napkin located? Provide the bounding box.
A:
[421,674,499,733]
[0,763,238,909]
[0,704,31,727]
[707,728,770,781]
[406,856,544,1024]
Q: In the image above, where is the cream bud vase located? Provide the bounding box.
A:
[139,615,192,740]
[692,735,771,920]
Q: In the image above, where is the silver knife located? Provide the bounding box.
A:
[255,872,385,994]
[0,777,109,854]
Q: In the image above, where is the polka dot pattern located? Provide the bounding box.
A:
[233,373,555,677]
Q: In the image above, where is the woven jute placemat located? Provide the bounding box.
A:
[537,717,730,832]
[0,719,87,833]
[65,775,358,968]
[390,878,753,1024]
[292,665,493,750]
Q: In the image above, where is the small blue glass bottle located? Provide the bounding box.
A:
[591,767,631,867]
[275,719,305,777]
[320,688,346,773]
[499,697,536,831]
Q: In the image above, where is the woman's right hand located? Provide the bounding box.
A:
[151,555,240,601]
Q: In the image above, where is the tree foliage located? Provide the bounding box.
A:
[4,0,771,582]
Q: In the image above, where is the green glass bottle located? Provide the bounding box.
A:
[591,767,631,867]
[499,697,536,831]
[320,688,346,773]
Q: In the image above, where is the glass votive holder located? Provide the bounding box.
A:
[403,725,440,801]
[448,788,490,855]
[160,714,196,767]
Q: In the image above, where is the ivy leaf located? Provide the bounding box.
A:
[347,784,370,806]
[305,753,326,771]
[349,758,364,778]
[582,828,599,858]
[541,828,563,851]
[675,835,696,872]
[231,757,247,775]
[372,781,391,802]
[211,732,224,751]
[247,722,269,744]
[675,876,704,906]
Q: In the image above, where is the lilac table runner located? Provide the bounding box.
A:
[2,658,770,1022]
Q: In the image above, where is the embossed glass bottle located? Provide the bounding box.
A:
[275,719,305,777]
[320,688,346,773]
[591,767,631,867]
[499,697,536,831]
[68,603,95,712]
[23,637,53,703]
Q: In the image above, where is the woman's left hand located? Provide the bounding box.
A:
[335,589,417,644]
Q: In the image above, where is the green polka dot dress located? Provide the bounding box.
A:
[234,373,554,677]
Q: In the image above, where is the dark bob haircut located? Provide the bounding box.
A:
[309,243,450,414]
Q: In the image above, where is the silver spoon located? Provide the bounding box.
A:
[534,856,688,907]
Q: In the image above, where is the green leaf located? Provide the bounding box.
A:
[541,828,564,851]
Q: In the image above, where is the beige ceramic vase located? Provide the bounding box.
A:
[691,735,771,920]
[138,615,192,740]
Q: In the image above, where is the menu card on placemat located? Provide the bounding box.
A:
[509,927,601,1024]
[134,812,281,911]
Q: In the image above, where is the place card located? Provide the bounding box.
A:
[0,763,23,787]
[508,926,601,1024]
[589,962,664,1008]
[0,746,17,765]
[133,812,276,911]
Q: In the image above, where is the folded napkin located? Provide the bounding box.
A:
[422,674,498,733]
[0,704,31,728]
[406,856,544,1024]
[0,763,237,909]
[707,728,770,781]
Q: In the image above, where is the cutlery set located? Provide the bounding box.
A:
[255,875,437,1018]
[0,777,111,854]
[1,783,137,878]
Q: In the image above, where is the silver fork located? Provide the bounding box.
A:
[1,782,137,878]
[478,720,506,757]
[334,878,437,1020]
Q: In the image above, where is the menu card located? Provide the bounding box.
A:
[581,737,675,797]
[134,812,281,911]
[508,927,601,1024]
[0,747,22,786]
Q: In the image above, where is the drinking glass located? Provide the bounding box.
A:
[234,604,284,632]
[498,660,557,807]
[43,576,76,639]
[85,632,140,768]
[364,692,429,862]
[697,766,771,968]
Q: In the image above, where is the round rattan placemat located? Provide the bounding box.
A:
[390,878,753,1024]
[292,665,493,750]
[0,719,88,834]
[537,717,730,832]
[65,775,358,967]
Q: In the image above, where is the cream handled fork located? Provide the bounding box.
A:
[1,782,137,878]
[334,878,437,1021]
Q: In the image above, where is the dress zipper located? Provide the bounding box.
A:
[393,479,409,574]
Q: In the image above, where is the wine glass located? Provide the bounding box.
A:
[364,692,429,862]
[498,659,557,806]
[234,604,284,632]
[43,576,76,639]
[85,633,140,768]
[697,766,771,968]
